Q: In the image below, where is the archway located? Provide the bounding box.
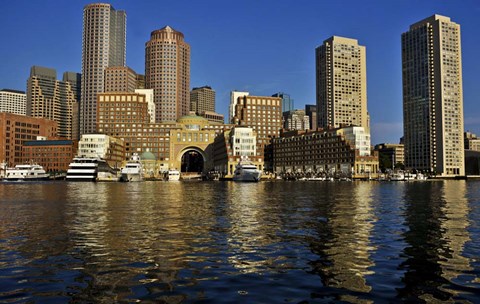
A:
[179,148,206,174]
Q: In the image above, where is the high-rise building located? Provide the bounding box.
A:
[81,3,126,135]
[316,36,369,131]
[232,95,282,158]
[402,15,464,176]
[190,86,215,115]
[27,66,80,140]
[283,110,310,131]
[305,104,317,130]
[145,26,190,122]
[272,92,294,113]
[105,66,137,93]
[229,91,249,123]
[0,89,26,115]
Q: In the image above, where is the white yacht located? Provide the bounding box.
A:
[233,158,262,182]
[389,172,405,181]
[120,153,143,182]
[66,156,118,182]
[4,164,50,181]
[167,169,181,181]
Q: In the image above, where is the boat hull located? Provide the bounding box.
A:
[233,171,262,182]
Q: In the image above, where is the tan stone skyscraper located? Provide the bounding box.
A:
[190,86,215,115]
[316,36,369,131]
[402,15,464,176]
[81,3,126,134]
[27,66,80,140]
[145,26,190,122]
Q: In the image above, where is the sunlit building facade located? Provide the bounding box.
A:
[0,89,26,115]
[81,3,126,134]
[402,15,464,176]
[316,36,369,131]
[145,26,190,122]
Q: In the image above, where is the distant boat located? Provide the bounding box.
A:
[120,153,143,182]
[4,164,50,181]
[233,158,262,182]
[167,169,180,181]
[389,172,405,181]
[66,156,118,182]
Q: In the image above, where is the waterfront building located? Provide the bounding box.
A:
[465,132,480,152]
[190,86,215,115]
[104,66,137,93]
[145,26,190,122]
[402,15,464,176]
[81,3,126,135]
[77,134,124,168]
[213,126,263,177]
[0,89,26,115]
[27,66,80,140]
[316,36,369,131]
[283,109,310,131]
[229,91,249,123]
[200,111,224,124]
[339,126,371,156]
[272,92,294,113]
[232,95,282,157]
[134,89,155,123]
[0,112,57,166]
[97,92,173,162]
[22,139,78,173]
[98,90,233,177]
[375,143,405,170]
[272,127,379,179]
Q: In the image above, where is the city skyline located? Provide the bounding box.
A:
[1,1,479,143]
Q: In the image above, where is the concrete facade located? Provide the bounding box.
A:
[316,36,369,131]
[105,66,138,93]
[190,86,215,115]
[0,89,26,115]
[402,15,464,176]
[81,3,126,135]
[145,26,190,122]
[27,66,80,140]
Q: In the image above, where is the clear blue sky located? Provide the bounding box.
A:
[1,0,479,144]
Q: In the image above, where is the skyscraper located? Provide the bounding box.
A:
[190,86,215,115]
[145,26,190,122]
[272,92,294,113]
[81,3,126,134]
[402,15,464,176]
[27,66,80,140]
[104,66,137,93]
[316,36,368,131]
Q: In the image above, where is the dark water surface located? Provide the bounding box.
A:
[1,180,480,303]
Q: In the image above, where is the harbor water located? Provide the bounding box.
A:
[0,180,480,303]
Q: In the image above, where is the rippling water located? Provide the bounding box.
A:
[1,180,480,303]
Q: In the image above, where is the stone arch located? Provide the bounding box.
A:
[177,146,207,174]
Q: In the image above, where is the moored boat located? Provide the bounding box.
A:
[4,164,50,181]
[167,169,181,181]
[66,156,118,182]
[120,153,143,182]
[233,158,262,182]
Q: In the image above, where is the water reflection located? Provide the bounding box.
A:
[1,181,480,302]
[399,181,473,302]
[309,182,376,303]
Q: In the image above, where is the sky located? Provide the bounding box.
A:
[1,0,480,144]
